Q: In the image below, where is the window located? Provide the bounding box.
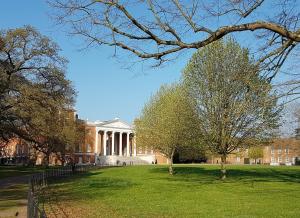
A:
[236,157,240,162]
[285,146,289,154]
[78,145,82,152]
[86,144,91,152]
[278,146,282,154]
[271,157,275,163]
[278,156,282,163]
[286,156,289,163]
[271,146,274,154]
[79,157,82,164]
[16,144,20,155]
[86,156,90,163]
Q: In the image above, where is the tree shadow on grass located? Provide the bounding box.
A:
[44,170,136,202]
[41,170,137,217]
[0,184,28,210]
[149,166,300,184]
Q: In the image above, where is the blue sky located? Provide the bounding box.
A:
[1,0,298,129]
[0,0,190,123]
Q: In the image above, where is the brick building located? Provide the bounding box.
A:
[208,138,300,165]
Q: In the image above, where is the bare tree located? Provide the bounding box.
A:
[49,1,299,72]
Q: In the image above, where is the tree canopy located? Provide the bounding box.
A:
[182,38,281,179]
[248,146,264,164]
[0,26,77,164]
[135,83,201,174]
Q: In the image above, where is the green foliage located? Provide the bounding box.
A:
[182,38,281,178]
[0,26,77,163]
[248,146,264,162]
[135,84,202,173]
[174,146,207,163]
[183,38,281,158]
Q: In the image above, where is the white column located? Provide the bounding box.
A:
[95,129,98,154]
[103,131,107,156]
[111,131,115,155]
[133,136,137,156]
[119,132,122,156]
[126,133,130,156]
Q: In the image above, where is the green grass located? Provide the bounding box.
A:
[0,183,28,218]
[0,165,45,179]
[43,165,300,218]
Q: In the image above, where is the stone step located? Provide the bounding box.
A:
[96,155,155,166]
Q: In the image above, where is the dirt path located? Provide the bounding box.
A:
[0,175,30,218]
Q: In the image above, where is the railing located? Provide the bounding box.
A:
[27,164,104,218]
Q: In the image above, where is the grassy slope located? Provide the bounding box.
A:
[44,165,300,218]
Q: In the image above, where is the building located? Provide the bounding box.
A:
[75,118,168,165]
[0,138,30,165]
[264,138,300,165]
[1,113,299,166]
[208,138,300,165]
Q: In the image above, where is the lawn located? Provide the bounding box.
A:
[0,183,28,218]
[0,165,58,218]
[0,165,45,180]
[43,165,300,218]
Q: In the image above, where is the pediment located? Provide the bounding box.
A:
[101,120,132,129]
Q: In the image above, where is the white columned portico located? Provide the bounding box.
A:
[133,136,137,156]
[103,131,107,156]
[119,132,122,156]
[111,131,115,155]
[126,133,130,156]
[95,130,98,154]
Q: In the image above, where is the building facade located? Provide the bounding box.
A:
[208,138,300,165]
[2,114,299,166]
[74,118,168,165]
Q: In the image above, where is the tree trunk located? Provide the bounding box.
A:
[168,148,175,175]
[220,155,227,180]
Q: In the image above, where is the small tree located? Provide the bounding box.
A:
[183,39,281,179]
[135,84,201,174]
[248,146,264,164]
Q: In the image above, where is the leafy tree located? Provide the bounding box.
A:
[174,146,207,163]
[248,146,264,164]
[0,26,76,164]
[182,39,281,179]
[135,84,201,174]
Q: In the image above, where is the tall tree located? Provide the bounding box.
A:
[0,26,76,163]
[182,39,281,179]
[135,84,201,174]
